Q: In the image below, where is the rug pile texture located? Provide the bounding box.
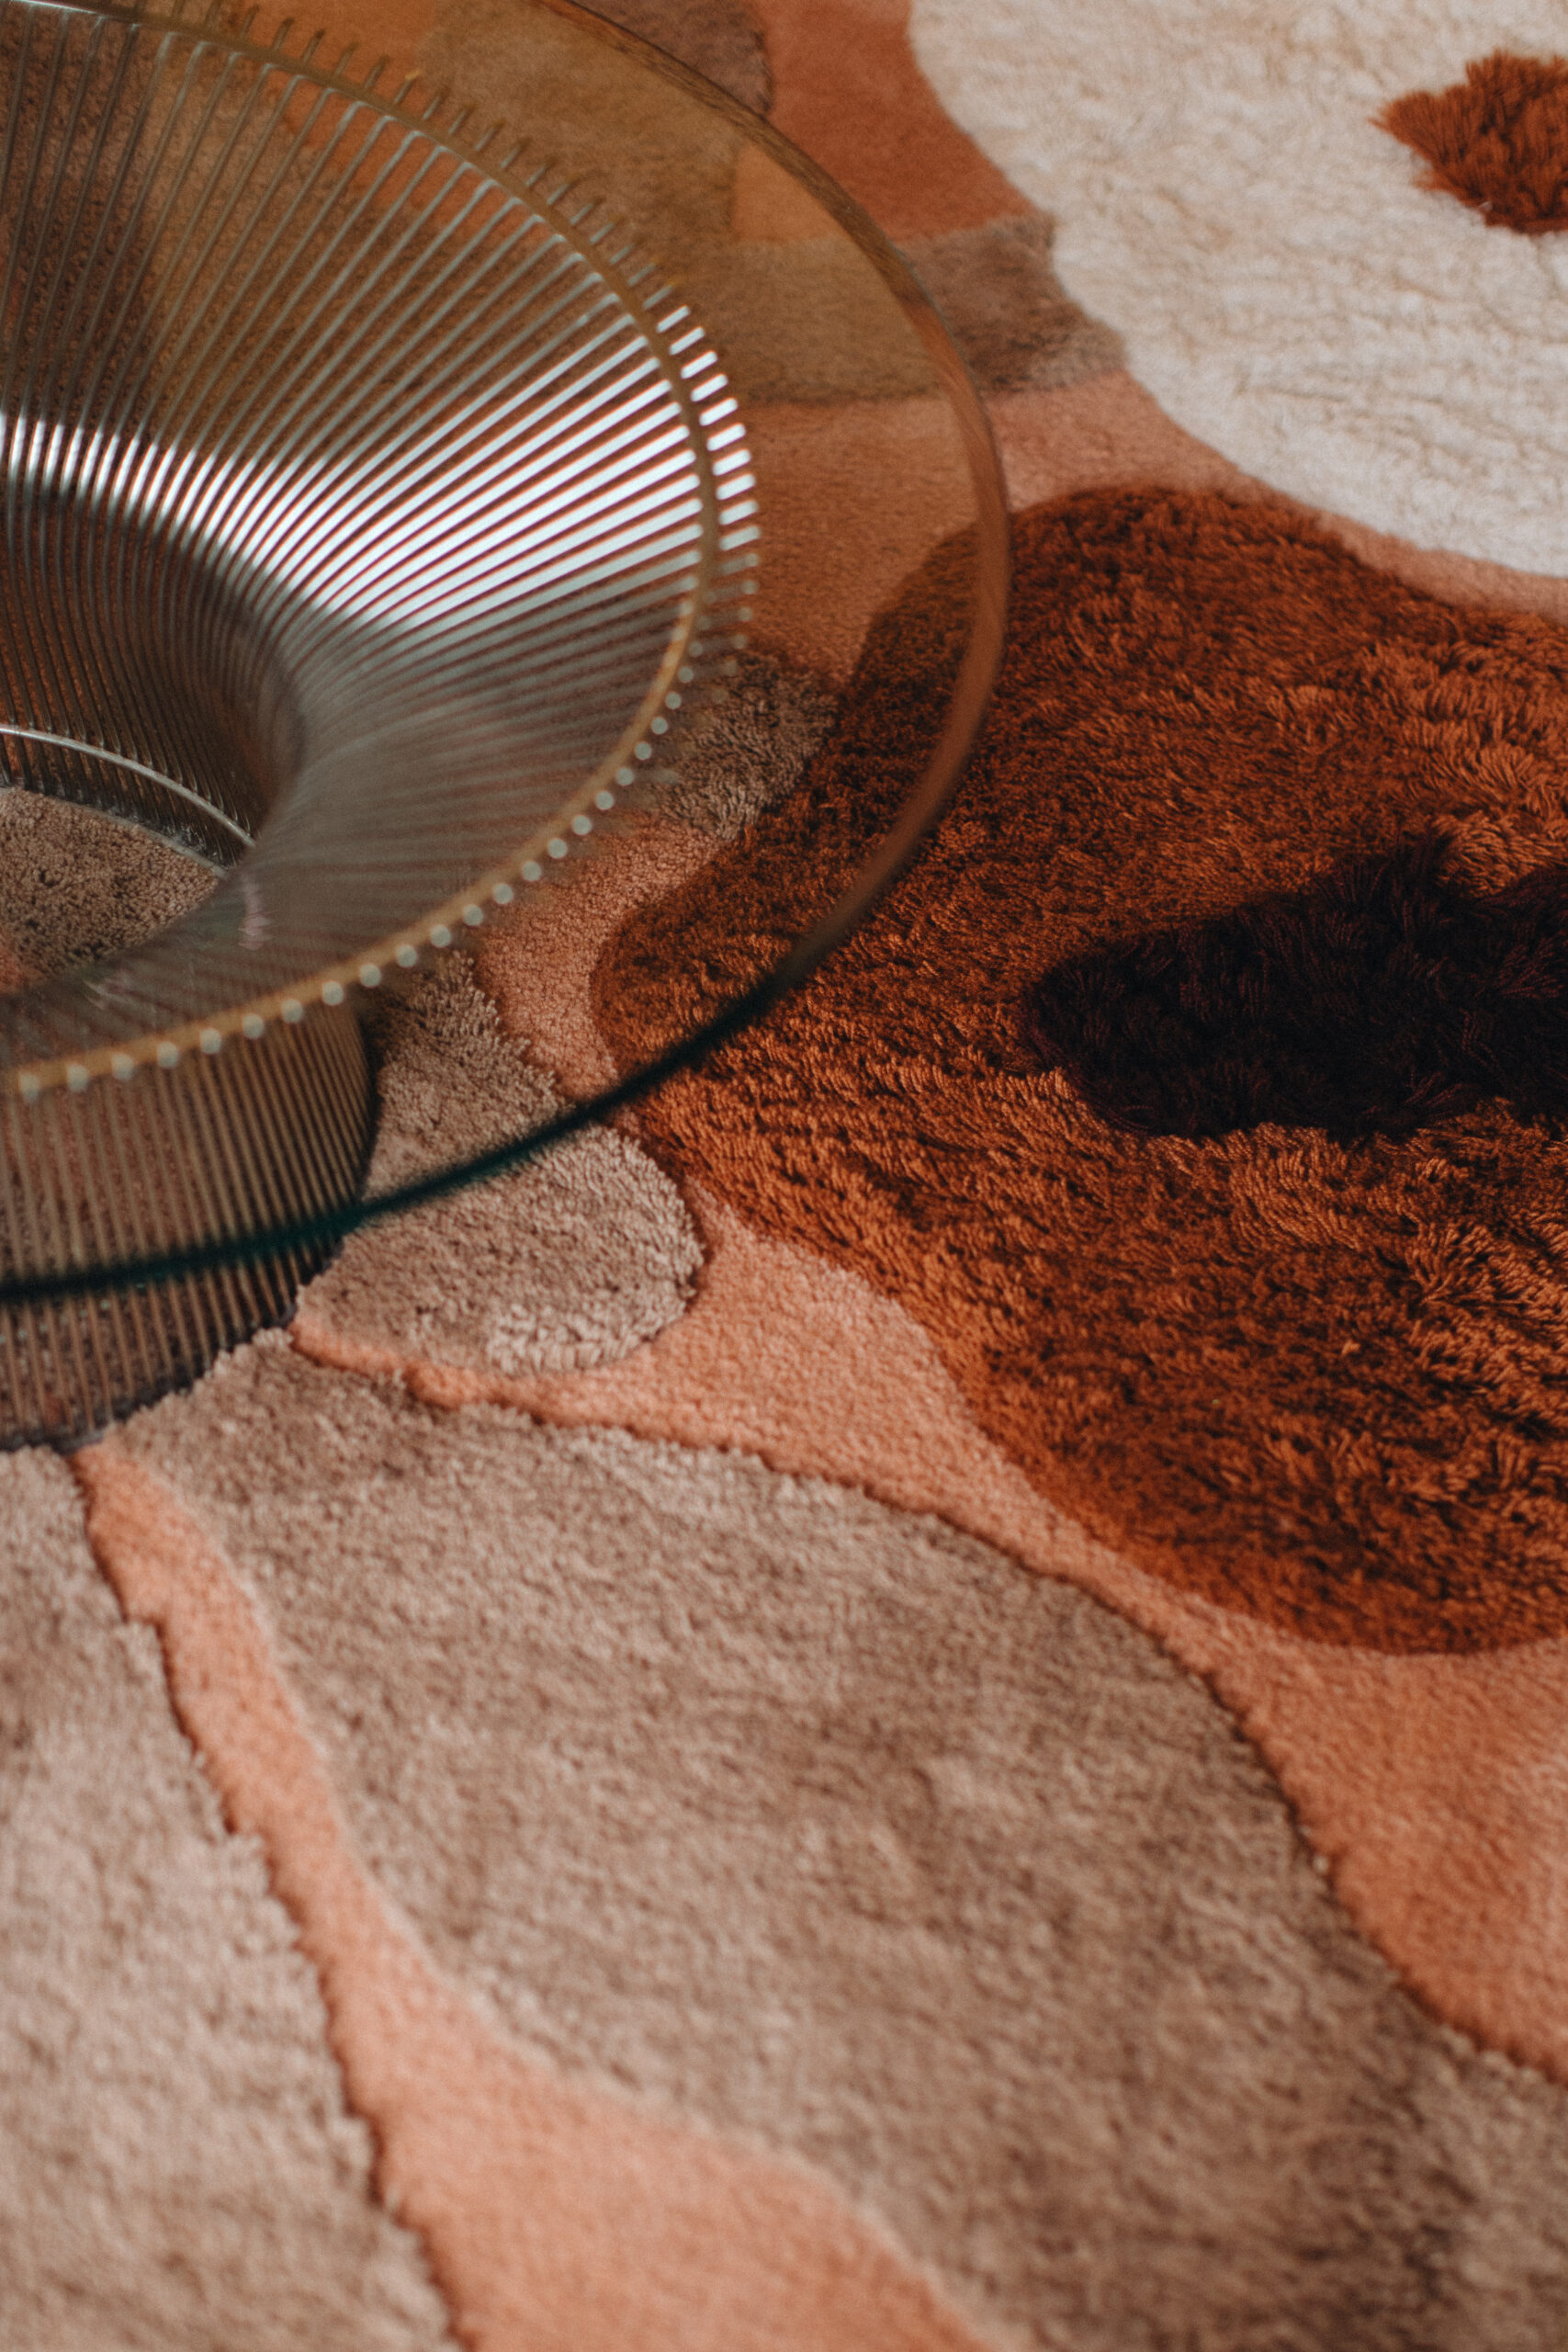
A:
[8,2,1568,2346]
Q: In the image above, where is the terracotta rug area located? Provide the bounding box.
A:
[11,1,1568,2346]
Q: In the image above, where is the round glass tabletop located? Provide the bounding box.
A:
[0,0,1008,1443]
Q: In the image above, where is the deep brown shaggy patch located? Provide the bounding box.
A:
[1379,51,1568,234]
[597,490,1568,1652]
[1022,831,1568,1140]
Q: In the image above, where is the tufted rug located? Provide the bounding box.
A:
[9,3,1568,2347]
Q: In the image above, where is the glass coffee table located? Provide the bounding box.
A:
[0,0,1007,1443]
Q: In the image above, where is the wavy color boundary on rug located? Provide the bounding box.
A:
[104,1337,1568,2345]
[987,372,1568,634]
[73,1447,993,2352]
[291,1195,1568,2084]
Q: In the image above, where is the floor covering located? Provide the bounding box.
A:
[8,2,1568,2346]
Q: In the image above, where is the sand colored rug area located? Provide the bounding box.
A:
[12,0,1568,2346]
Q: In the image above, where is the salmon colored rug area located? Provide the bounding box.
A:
[12,2,1568,2346]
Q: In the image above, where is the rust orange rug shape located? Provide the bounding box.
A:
[1380,50,1568,234]
[598,490,1568,1655]
[14,0,1568,2346]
